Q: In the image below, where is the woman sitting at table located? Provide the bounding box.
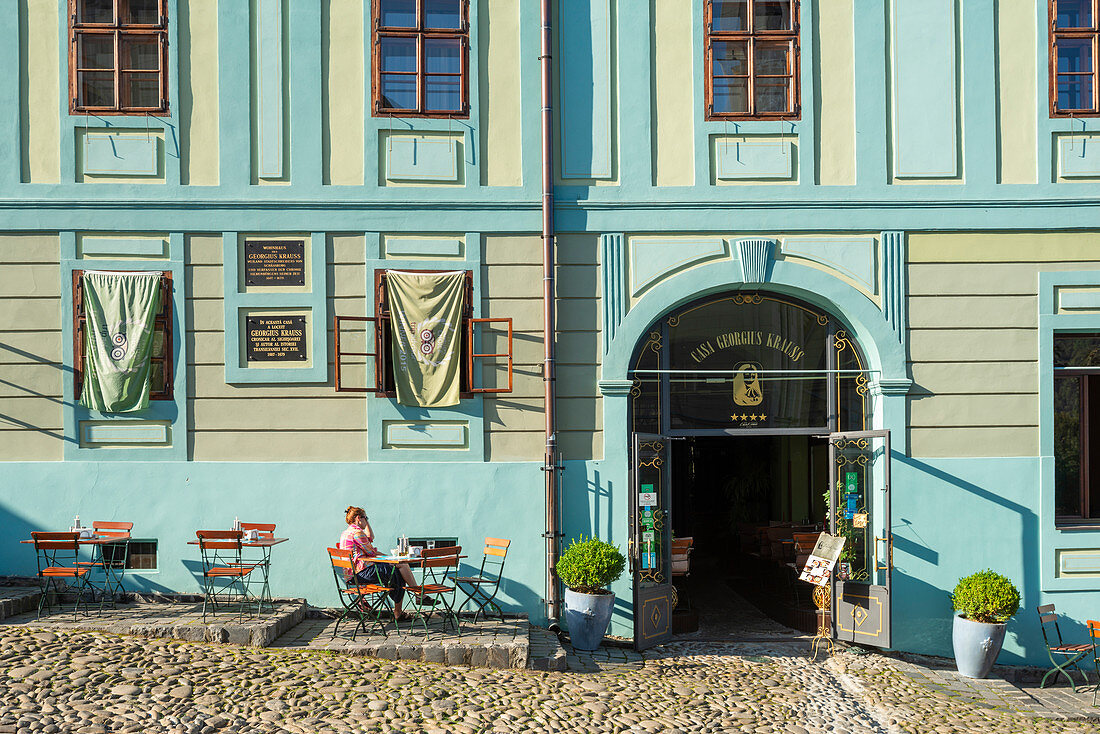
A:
[339,506,417,621]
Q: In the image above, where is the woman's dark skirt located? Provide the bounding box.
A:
[354,563,405,605]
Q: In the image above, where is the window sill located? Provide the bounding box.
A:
[1055,521,1100,531]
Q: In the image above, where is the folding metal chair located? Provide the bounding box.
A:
[1037,603,1092,692]
[457,538,510,622]
[31,532,91,619]
[1087,620,1100,704]
[75,521,132,603]
[326,548,390,640]
[406,546,462,638]
[238,522,276,611]
[196,530,260,622]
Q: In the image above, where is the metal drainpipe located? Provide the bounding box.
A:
[540,0,560,627]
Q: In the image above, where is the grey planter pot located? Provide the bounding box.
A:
[952,613,1007,679]
[564,588,615,651]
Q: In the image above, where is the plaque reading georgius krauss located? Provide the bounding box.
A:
[246,316,308,362]
[244,240,306,286]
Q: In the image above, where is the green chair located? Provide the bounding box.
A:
[1037,604,1092,692]
[456,538,510,622]
[1088,620,1100,705]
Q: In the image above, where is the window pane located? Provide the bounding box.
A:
[1055,376,1083,516]
[1058,73,1094,110]
[755,77,790,112]
[122,36,160,71]
[78,34,114,70]
[713,77,749,114]
[424,0,463,30]
[379,36,417,73]
[425,76,462,112]
[380,75,417,109]
[150,360,165,393]
[1056,0,1093,28]
[123,0,160,25]
[151,329,165,359]
[713,41,748,75]
[1055,334,1100,367]
[424,38,461,74]
[1057,37,1094,73]
[122,72,160,108]
[754,43,789,75]
[754,0,792,31]
[77,0,114,24]
[380,0,416,27]
[78,71,115,107]
[711,0,748,32]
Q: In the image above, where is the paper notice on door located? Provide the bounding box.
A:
[799,533,846,587]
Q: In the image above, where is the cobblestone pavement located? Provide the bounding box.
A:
[3,625,1099,734]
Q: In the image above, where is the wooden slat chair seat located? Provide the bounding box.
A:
[196,531,260,622]
[456,538,510,623]
[31,532,91,619]
[1037,603,1092,692]
[74,521,133,601]
[1086,620,1100,704]
[671,537,693,578]
[327,547,390,640]
[406,546,462,638]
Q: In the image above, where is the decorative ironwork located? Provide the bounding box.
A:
[639,569,665,584]
[639,441,665,452]
[810,584,833,660]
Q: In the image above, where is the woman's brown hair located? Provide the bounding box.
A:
[345,506,365,525]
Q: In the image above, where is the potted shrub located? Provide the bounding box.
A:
[951,569,1021,678]
[556,537,626,651]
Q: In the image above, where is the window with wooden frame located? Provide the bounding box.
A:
[334,269,512,396]
[69,0,169,115]
[1054,334,1100,522]
[372,0,470,117]
[1050,0,1100,116]
[705,0,800,120]
[73,270,174,402]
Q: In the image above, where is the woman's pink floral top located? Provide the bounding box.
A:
[338,524,379,575]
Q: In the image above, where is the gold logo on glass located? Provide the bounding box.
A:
[732,361,763,407]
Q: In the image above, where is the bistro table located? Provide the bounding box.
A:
[187,536,288,612]
[22,532,132,607]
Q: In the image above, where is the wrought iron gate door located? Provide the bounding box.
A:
[829,430,892,648]
[631,433,674,650]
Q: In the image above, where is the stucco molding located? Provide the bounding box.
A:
[600,233,625,355]
[881,231,907,346]
[869,378,913,396]
[735,238,775,283]
[597,379,634,397]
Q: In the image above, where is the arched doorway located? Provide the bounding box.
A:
[627,291,891,649]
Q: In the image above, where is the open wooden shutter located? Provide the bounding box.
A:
[466,317,513,394]
[334,316,381,393]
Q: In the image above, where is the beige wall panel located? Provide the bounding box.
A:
[909,262,1100,296]
[908,295,1037,329]
[486,430,544,460]
[188,365,337,399]
[482,265,544,298]
[909,329,1035,362]
[0,266,61,297]
[0,397,62,428]
[557,332,600,364]
[910,426,1037,457]
[482,236,542,265]
[185,235,224,265]
[557,365,599,398]
[331,264,367,298]
[190,398,366,430]
[814,0,856,185]
[186,265,223,299]
[555,300,601,330]
[556,235,600,265]
[191,430,367,461]
[910,361,1037,395]
[187,300,225,331]
[323,0,365,185]
[20,0,59,183]
[477,331,544,365]
[0,332,62,364]
[0,298,62,331]
[186,332,225,365]
[559,430,602,460]
[480,0,522,186]
[484,398,544,431]
[481,298,544,327]
[910,394,1036,428]
[996,0,1037,184]
[557,265,600,298]
[909,232,1100,262]
[330,295,369,319]
[0,429,63,460]
[0,234,59,263]
[179,0,220,185]
[481,365,541,396]
[558,397,602,431]
[330,235,366,264]
[652,0,695,187]
[0,364,62,398]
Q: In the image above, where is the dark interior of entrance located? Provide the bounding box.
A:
[670,435,829,636]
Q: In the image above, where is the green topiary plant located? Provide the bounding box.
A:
[952,570,1021,624]
[556,537,626,595]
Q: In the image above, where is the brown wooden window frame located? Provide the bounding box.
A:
[704,0,801,121]
[371,0,470,118]
[73,270,174,403]
[334,269,513,396]
[1050,0,1100,117]
[69,0,170,116]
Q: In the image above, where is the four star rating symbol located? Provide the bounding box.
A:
[730,414,768,422]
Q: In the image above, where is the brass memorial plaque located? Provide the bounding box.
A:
[244,240,306,286]
[246,316,308,362]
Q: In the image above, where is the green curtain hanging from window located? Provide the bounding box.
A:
[386,270,465,407]
[79,271,163,413]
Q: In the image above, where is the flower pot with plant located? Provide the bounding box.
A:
[951,569,1021,678]
[556,537,626,651]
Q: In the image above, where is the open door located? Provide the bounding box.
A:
[829,430,892,648]
[630,433,674,650]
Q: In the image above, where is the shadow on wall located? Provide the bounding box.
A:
[559,467,614,544]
